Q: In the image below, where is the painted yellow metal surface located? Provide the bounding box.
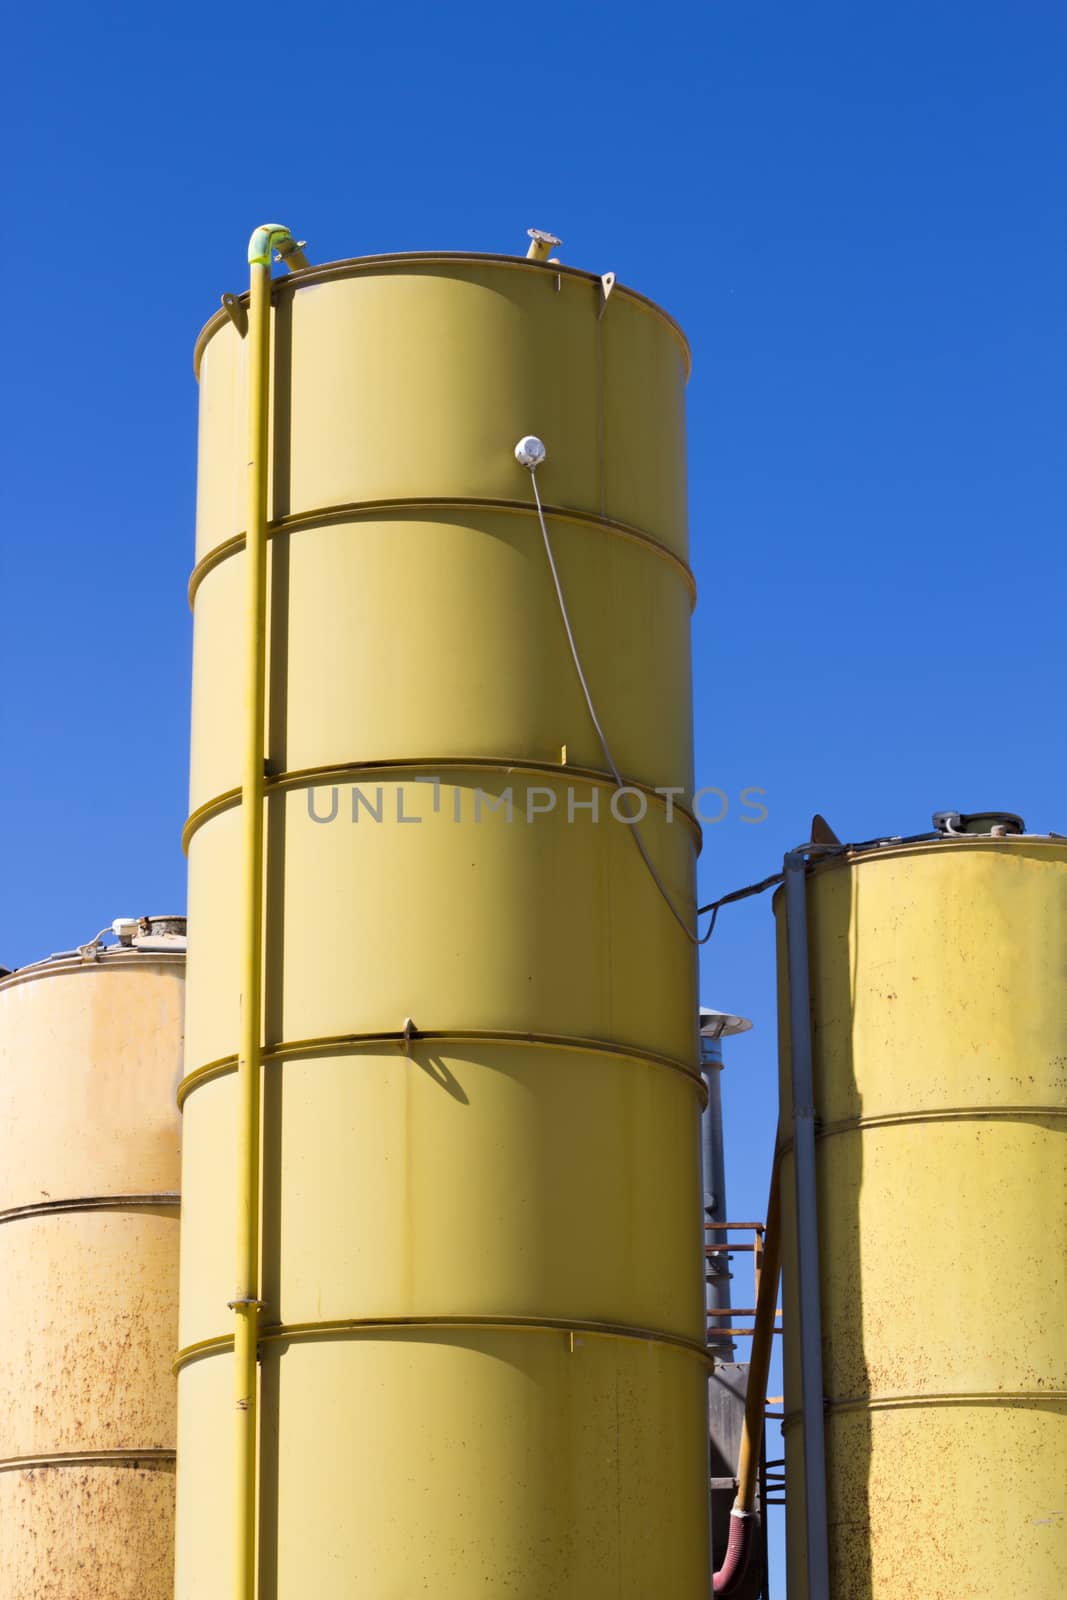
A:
[0,949,185,1599]
[776,837,1067,1599]
[178,252,707,1597]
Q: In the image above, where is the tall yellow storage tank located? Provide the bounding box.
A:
[776,826,1067,1599]
[176,249,709,1596]
[0,918,185,1599]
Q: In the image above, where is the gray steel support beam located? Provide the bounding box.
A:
[783,851,830,1600]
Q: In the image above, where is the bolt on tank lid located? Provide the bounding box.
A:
[933,810,1026,837]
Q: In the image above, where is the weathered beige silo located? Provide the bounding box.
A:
[0,918,185,1599]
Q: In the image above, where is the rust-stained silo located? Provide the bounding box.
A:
[0,918,185,1599]
[775,822,1067,1598]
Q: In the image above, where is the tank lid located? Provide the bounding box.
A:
[932,810,1026,837]
[0,915,187,984]
[132,915,187,951]
[109,914,186,951]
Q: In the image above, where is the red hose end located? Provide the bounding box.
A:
[712,1508,755,1596]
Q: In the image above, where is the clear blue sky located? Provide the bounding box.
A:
[2,1,1064,1586]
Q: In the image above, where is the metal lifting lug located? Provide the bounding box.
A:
[220,292,249,337]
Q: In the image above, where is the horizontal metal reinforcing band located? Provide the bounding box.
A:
[177,1028,705,1109]
[187,497,697,608]
[781,1389,1067,1431]
[777,1104,1067,1158]
[174,1313,713,1376]
[0,1448,175,1475]
[0,1192,180,1225]
[183,755,702,853]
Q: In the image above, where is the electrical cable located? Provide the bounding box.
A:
[695,870,787,938]
[524,451,943,945]
[528,465,715,943]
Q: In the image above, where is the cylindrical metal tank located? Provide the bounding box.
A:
[0,919,186,1599]
[775,833,1067,1598]
[177,251,708,1596]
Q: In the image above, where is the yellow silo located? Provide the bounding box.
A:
[776,825,1067,1598]
[176,240,709,1597]
[0,918,185,1599]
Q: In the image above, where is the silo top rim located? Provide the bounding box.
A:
[0,939,187,991]
[769,830,1067,908]
[193,251,692,382]
[810,831,1065,865]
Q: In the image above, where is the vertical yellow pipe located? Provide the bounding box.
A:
[232,223,304,1600]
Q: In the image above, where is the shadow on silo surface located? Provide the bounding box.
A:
[257,1343,283,1600]
[777,865,873,1600]
[811,862,872,1600]
[270,288,293,528]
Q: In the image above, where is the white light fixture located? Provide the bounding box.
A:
[514,435,547,470]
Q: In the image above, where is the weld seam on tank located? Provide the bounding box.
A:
[172,1315,714,1377]
[0,1449,177,1474]
[181,761,703,855]
[779,1390,1067,1431]
[175,1031,707,1110]
[189,756,703,819]
[187,498,697,609]
[192,252,692,379]
[0,1192,180,1224]
[776,1104,1067,1155]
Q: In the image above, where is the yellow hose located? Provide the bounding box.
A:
[232,222,305,1600]
[713,1138,781,1595]
[736,1145,781,1512]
